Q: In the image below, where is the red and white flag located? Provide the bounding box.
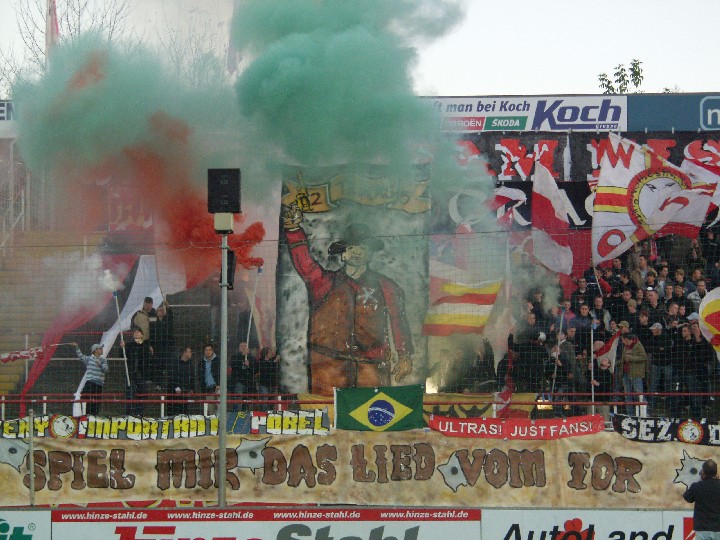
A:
[531,162,573,274]
[488,186,528,228]
[46,0,60,59]
[493,377,515,419]
[594,331,621,373]
[592,133,716,265]
[2,346,46,364]
[422,260,503,336]
[681,158,720,223]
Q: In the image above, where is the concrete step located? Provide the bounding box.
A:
[0,364,24,397]
[0,373,21,383]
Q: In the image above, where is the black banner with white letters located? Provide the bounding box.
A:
[612,414,720,446]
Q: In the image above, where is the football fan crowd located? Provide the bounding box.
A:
[502,233,720,419]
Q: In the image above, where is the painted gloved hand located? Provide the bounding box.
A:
[283,203,303,230]
[392,352,413,382]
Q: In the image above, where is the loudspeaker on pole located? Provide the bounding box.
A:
[208,168,241,213]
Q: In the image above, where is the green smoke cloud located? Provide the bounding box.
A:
[13,33,241,184]
[14,34,170,173]
[232,0,465,169]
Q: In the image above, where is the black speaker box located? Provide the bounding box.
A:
[208,168,241,213]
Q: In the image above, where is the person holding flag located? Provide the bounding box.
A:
[71,342,108,416]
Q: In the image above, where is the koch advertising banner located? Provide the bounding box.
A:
[51,507,481,540]
[429,95,627,132]
[481,509,693,540]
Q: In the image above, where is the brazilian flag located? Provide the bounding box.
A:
[335,385,425,431]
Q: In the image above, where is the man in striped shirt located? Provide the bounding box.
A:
[72,342,109,416]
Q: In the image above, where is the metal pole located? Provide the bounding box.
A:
[9,140,14,231]
[590,324,595,415]
[245,267,262,349]
[114,291,131,386]
[29,408,34,506]
[21,188,25,232]
[550,309,564,396]
[241,266,263,407]
[218,234,229,507]
[589,271,603,417]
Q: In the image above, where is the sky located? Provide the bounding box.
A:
[1,0,719,96]
[414,0,720,96]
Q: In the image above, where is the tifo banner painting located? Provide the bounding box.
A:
[275,131,720,395]
[0,431,714,508]
[277,165,430,395]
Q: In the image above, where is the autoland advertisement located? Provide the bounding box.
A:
[0,430,715,508]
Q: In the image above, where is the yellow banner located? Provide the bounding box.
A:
[281,174,431,214]
[0,430,708,508]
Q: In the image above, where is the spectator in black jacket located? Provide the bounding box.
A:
[202,344,220,415]
[512,331,549,393]
[692,321,716,415]
[257,347,281,411]
[231,342,257,412]
[589,355,614,421]
[645,322,674,416]
[150,300,175,388]
[672,282,696,314]
[166,346,194,416]
[467,338,498,392]
[676,324,703,419]
[123,328,153,417]
[683,459,720,537]
[610,288,634,324]
[570,277,591,314]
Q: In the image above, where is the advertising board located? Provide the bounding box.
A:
[0,510,52,540]
[481,509,693,540]
[51,508,481,540]
[429,95,627,132]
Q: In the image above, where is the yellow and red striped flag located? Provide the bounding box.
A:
[422,262,503,336]
[699,287,720,352]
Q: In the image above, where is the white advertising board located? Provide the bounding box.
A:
[427,95,627,132]
[481,509,693,540]
[0,510,52,540]
[51,507,481,540]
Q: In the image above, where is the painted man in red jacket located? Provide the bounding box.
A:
[283,204,413,395]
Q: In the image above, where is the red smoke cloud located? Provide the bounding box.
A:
[65,110,264,289]
[163,192,264,288]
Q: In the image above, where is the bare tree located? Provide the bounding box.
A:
[0,0,133,98]
[157,5,232,89]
